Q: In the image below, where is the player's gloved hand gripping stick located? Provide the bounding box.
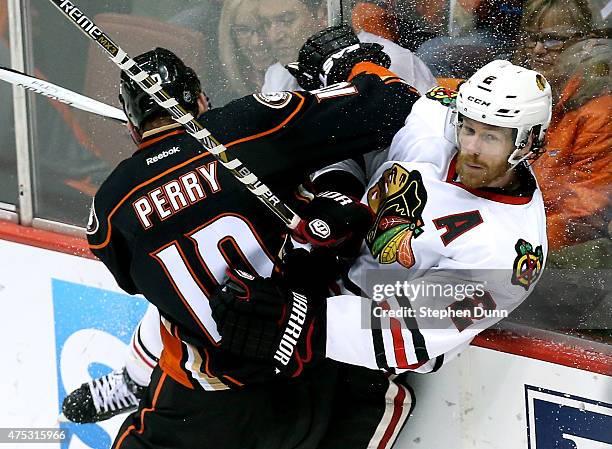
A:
[47,0,301,229]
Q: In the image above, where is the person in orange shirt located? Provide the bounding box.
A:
[516,0,611,255]
[509,0,610,334]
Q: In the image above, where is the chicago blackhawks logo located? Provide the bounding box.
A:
[425,86,458,108]
[366,164,427,268]
[511,239,544,290]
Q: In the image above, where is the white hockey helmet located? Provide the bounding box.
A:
[456,60,552,166]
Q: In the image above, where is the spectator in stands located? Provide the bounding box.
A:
[514,0,595,83]
[516,0,610,255]
[509,1,610,333]
[170,1,228,105]
[258,0,437,94]
[415,0,524,77]
[218,0,275,100]
[536,38,611,262]
[351,1,399,42]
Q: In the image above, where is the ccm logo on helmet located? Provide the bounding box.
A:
[467,96,491,106]
[146,146,180,165]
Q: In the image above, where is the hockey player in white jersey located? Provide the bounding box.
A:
[320,60,550,372]
[210,59,552,376]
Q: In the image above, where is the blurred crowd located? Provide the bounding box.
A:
[0,0,610,334]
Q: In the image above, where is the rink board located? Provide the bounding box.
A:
[0,225,611,449]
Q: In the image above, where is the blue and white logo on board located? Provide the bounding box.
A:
[53,279,147,449]
[526,385,612,449]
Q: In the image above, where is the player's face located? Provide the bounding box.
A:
[456,118,515,188]
[258,0,322,65]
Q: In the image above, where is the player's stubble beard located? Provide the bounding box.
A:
[456,151,510,189]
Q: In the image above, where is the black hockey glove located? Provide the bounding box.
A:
[292,191,374,255]
[210,269,325,378]
[286,24,391,90]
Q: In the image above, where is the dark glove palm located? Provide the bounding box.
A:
[286,24,391,90]
[210,269,324,377]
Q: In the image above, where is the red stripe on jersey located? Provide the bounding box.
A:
[390,317,409,368]
[132,336,156,369]
[377,383,407,449]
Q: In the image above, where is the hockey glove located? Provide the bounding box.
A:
[292,191,374,255]
[286,24,391,90]
[210,269,325,378]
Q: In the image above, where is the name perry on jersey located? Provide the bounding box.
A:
[132,161,221,229]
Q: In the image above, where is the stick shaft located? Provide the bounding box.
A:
[47,0,300,229]
[0,66,127,122]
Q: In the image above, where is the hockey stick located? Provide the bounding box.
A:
[47,0,301,229]
[0,66,127,123]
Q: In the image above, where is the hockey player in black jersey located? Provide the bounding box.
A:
[83,25,419,449]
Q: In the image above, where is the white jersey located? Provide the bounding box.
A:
[322,93,548,373]
[262,31,437,95]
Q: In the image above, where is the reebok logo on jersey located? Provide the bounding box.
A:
[274,292,309,366]
[146,146,180,165]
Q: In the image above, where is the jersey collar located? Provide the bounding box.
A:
[136,123,185,152]
[446,154,536,205]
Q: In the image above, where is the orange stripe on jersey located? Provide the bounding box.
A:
[89,150,211,250]
[222,375,244,387]
[113,371,167,449]
[348,61,398,82]
[159,322,194,389]
[225,93,306,148]
[139,129,185,150]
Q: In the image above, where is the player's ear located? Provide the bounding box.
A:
[197,92,209,115]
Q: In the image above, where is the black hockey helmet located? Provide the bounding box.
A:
[119,47,201,130]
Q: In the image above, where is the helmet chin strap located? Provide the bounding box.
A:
[507,147,531,169]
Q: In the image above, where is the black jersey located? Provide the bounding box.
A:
[87,65,419,390]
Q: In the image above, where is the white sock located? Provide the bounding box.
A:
[125,304,162,387]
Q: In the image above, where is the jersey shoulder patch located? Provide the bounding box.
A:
[425,86,457,108]
[252,91,293,109]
